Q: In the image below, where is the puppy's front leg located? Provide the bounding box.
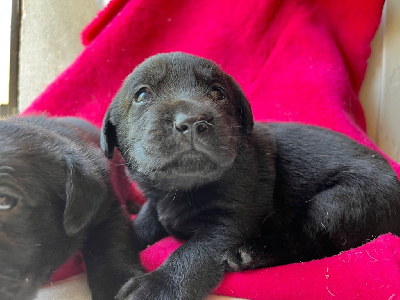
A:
[116,225,241,300]
[133,200,168,250]
[82,205,144,300]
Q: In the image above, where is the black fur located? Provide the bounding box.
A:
[0,116,143,300]
[101,52,400,300]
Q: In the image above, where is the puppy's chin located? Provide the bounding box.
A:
[154,171,223,190]
[156,167,225,190]
[132,152,235,190]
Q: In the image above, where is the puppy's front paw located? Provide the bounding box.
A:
[223,244,255,272]
[115,271,175,300]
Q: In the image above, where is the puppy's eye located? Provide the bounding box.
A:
[135,88,152,103]
[210,86,226,100]
[0,195,18,211]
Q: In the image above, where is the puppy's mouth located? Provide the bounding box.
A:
[150,150,225,189]
[158,151,217,176]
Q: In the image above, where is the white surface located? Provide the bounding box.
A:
[377,0,400,163]
[360,0,400,163]
[34,273,245,300]
[18,0,98,111]
[35,274,91,300]
[0,0,12,104]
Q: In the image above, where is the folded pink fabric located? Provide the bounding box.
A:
[23,0,400,298]
[141,234,400,299]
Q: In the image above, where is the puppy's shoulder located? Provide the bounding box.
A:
[257,122,395,175]
[251,122,277,150]
[260,122,361,154]
[55,117,100,144]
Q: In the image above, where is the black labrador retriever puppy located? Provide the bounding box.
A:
[101,52,400,300]
[0,116,143,300]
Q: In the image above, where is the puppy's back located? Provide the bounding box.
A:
[8,116,101,148]
[256,122,400,241]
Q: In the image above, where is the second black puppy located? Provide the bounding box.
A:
[101,52,400,299]
[0,116,143,300]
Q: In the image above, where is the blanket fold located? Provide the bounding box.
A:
[140,234,400,299]
[24,0,400,298]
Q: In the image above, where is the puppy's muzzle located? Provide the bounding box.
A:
[174,113,213,140]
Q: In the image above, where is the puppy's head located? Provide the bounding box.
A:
[102,52,254,190]
[0,119,106,300]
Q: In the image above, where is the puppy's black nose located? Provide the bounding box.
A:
[175,113,211,136]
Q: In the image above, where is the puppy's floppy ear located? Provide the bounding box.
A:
[229,77,254,136]
[63,154,105,236]
[101,107,118,159]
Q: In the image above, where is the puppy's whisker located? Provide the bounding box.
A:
[169,190,178,205]
[160,188,173,203]
[0,273,21,282]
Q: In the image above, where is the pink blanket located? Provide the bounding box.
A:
[24,0,400,298]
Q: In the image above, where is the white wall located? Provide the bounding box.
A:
[360,0,400,163]
[18,0,98,111]
[0,0,12,104]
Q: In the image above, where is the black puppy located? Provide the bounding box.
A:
[101,52,400,299]
[0,116,143,300]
